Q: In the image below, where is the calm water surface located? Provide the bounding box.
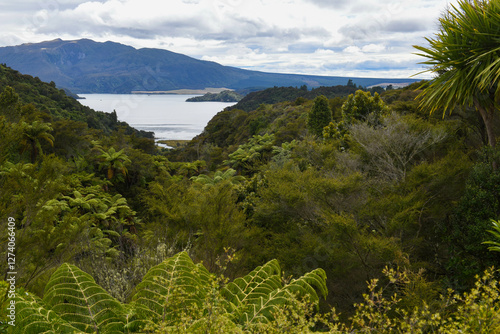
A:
[79,94,236,140]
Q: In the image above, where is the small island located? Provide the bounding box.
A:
[186,90,243,102]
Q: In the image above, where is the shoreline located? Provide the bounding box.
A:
[131,87,233,95]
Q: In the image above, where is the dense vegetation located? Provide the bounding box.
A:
[1,1,500,332]
[227,84,365,112]
[1,67,499,332]
[186,90,243,102]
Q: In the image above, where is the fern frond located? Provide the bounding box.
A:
[42,263,125,334]
[121,303,143,334]
[222,259,281,307]
[240,289,290,325]
[131,251,211,328]
[15,290,83,334]
[241,268,327,327]
[222,261,327,326]
[221,259,283,323]
[284,268,328,304]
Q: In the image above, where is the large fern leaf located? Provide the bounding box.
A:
[221,259,281,315]
[222,260,327,326]
[221,259,285,324]
[284,268,328,304]
[130,251,211,328]
[42,263,125,334]
[14,291,82,334]
[242,269,327,327]
[239,289,290,325]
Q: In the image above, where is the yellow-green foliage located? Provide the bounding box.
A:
[7,251,500,333]
[8,251,327,333]
[4,253,500,334]
[345,267,500,333]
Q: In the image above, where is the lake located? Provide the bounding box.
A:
[78,94,237,140]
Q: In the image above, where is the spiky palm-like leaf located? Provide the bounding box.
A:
[414,0,500,110]
[42,263,125,334]
[130,251,211,328]
[484,220,500,252]
[15,291,82,334]
[413,0,500,146]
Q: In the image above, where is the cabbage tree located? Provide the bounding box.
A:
[414,0,500,147]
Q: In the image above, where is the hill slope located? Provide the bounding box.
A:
[0,39,417,93]
[0,63,152,137]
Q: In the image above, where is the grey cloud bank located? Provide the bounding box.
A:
[0,0,457,79]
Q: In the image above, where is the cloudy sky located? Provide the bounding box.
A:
[0,0,456,79]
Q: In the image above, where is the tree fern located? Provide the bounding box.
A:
[12,252,327,333]
[241,269,327,327]
[284,268,328,305]
[15,291,82,334]
[221,259,327,326]
[222,259,281,315]
[42,263,125,334]
[130,251,211,328]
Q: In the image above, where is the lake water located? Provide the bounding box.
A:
[78,94,236,140]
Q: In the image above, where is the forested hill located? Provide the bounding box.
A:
[171,83,409,161]
[229,84,362,112]
[0,39,417,93]
[186,90,243,102]
[0,64,151,137]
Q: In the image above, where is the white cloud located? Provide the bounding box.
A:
[343,46,361,54]
[313,49,335,56]
[0,0,459,78]
[362,44,385,53]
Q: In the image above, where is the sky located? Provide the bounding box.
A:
[0,0,457,79]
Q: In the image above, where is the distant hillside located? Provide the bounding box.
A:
[0,63,152,137]
[0,39,418,94]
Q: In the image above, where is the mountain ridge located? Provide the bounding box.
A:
[0,39,418,94]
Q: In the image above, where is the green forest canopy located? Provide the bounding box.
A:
[1,2,500,328]
[1,61,499,331]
